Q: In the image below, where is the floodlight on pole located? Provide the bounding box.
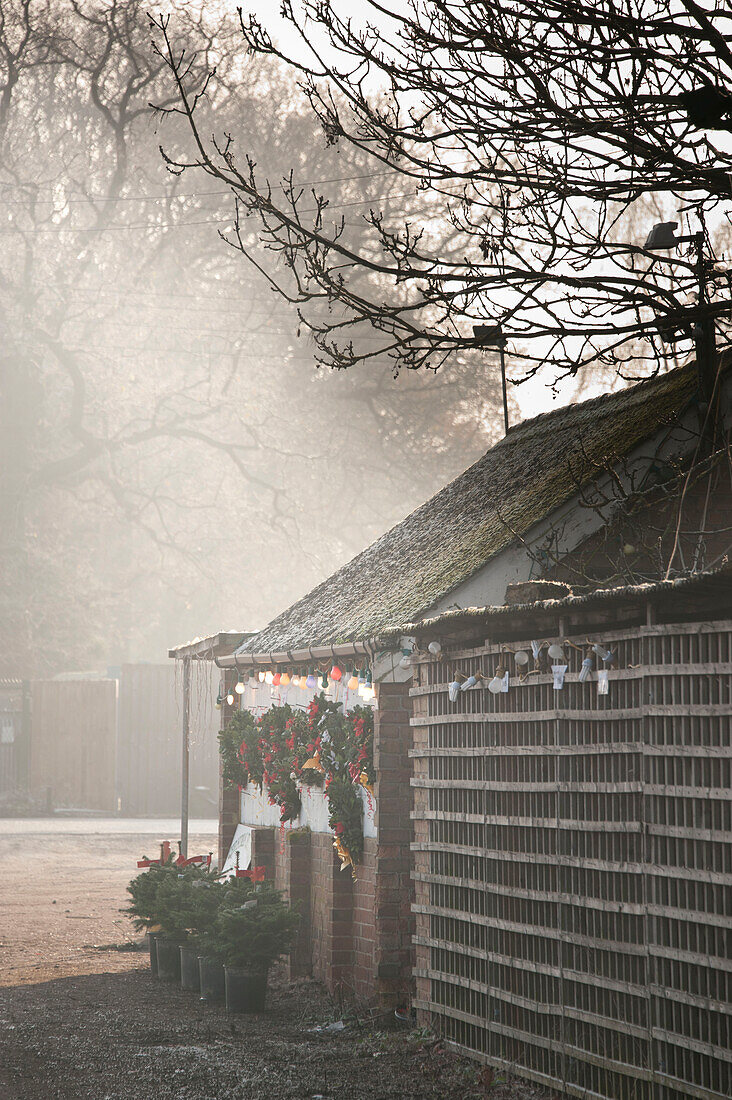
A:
[644,222,679,250]
[474,323,509,435]
[641,222,718,443]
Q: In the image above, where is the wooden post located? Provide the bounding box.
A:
[180,657,191,859]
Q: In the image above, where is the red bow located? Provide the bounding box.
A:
[235,865,266,881]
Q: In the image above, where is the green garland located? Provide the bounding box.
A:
[219,694,375,869]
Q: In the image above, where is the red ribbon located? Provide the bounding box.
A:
[235,865,266,881]
[175,853,212,868]
[137,844,210,870]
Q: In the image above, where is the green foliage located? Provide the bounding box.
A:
[207,882,300,973]
[125,858,180,932]
[313,698,374,867]
[126,861,232,943]
[218,708,261,788]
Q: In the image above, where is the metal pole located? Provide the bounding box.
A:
[180,657,191,859]
[499,341,509,436]
[693,231,718,449]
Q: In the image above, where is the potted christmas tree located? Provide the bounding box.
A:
[126,858,180,977]
[204,882,300,1013]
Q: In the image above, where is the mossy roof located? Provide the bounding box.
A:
[237,362,705,654]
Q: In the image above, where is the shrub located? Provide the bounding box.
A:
[126,861,225,943]
[125,858,180,933]
[203,882,300,973]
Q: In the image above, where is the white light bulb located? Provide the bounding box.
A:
[265,670,274,685]
[258,671,265,683]
[226,693,234,706]
[448,680,461,702]
[579,657,593,683]
[548,643,565,661]
[460,674,478,692]
[514,650,529,667]
[235,681,245,694]
[428,640,442,656]
[488,676,502,695]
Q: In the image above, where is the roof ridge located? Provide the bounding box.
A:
[494,360,696,445]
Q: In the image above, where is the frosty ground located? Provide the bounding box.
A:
[0,819,550,1099]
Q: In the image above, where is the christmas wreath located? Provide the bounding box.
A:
[219,694,375,872]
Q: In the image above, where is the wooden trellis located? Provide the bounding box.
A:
[410,620,732,1100]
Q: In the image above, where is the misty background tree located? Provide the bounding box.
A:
[0,0,506,678]
[153,0,732,386]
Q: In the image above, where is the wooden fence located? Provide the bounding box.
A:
[411,620,732,1100]
[117,662,219,816]
[30,679,117,811]
[0,679,25,795]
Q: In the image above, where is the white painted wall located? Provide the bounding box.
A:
[239,781,377,838]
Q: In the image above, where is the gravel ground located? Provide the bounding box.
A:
[0,819,552,1100]
[0,964,554,1100]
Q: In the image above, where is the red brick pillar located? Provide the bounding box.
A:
[373,680,414,1009]
[310,833,354,996]
[273,828,313,978]
[286,830,313,978]
[250,825,276,882]
[218,669,239,869]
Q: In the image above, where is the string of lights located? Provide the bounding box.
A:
[217,661,375,709]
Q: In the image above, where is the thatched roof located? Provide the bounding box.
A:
[237,362,709,654]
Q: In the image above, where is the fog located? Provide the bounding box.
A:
[0,1,508,678]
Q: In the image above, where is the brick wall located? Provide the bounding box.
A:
[352,838,377,999]
[373,680,415,1008]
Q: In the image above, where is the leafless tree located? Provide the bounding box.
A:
[0,1,508,676]
[152,0,732,385]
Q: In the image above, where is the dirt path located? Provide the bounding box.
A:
[0,818,217,987]
[0,819,550,1100]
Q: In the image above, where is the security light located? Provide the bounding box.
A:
[643,222,680,250]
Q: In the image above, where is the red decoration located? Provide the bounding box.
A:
[235,865,266,881]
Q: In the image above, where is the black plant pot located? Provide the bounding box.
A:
[156,937,182,982]
[148,931,162,977]
[198,955,226,1003]
[224,966,268,1014]
[180,944,200,992]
